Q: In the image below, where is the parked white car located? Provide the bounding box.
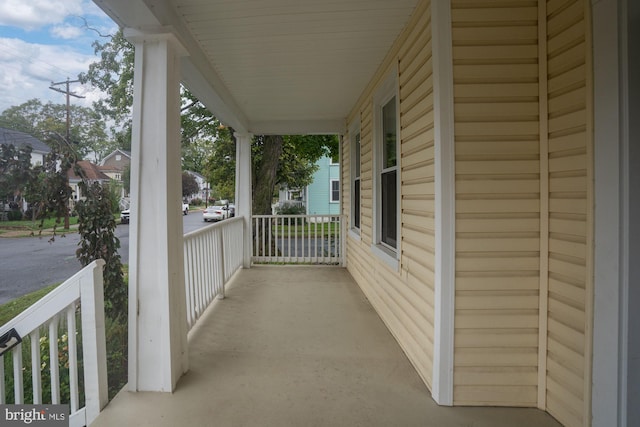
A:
[203,204,230,222]
[121,202,189,224]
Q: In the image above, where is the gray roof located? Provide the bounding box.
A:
[0,127,50,154]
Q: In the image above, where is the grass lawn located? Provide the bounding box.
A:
[272,221,340,237]
[0,265,129,327]
[0,217,80,233]
[0,283,60,326]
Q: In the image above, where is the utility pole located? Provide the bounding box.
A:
[49,78,85,229]
[49,78,85,143]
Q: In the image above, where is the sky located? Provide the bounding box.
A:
[0,0,117,114]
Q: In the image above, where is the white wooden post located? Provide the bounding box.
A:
[431,0,456,406]
[235,132,253,268]
[126,29,189,392]
[80,259,108,425]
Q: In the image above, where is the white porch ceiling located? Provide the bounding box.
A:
[94,0,419,134]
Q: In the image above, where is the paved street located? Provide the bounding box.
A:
[0,209,208,305]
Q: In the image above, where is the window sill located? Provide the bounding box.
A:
[370,243,399,271]
[348,229,361,242]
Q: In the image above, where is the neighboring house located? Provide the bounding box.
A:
[49,1,638,427]
[67,160,112,207]
[100,149,131,198]
[184,170,209,202]
[305,155,340,216]
[0,127,50,166]
[275,155,339,216]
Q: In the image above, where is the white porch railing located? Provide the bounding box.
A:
[183,216,244,330]
[252,215,343,264]
[0,260,108,427]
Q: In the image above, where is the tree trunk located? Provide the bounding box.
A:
[253,135,283,215]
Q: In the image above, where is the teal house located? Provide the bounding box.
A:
[306,155,340,215]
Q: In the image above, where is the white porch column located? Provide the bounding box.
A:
[431,0,456,406]
[234,132,253,268]
[127,30,189,392]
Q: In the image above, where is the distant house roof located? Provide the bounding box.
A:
[100,149,131,165]
[68,161,111,182]
[0,127,50,154]
[186,170,205,180]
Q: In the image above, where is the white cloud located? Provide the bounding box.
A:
[0,0,84,30]
[0,38,104,112]
[50,24,84,40]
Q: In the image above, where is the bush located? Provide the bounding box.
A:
[189,198,203,206]
[7,210,22,221]
[274,203,305,216]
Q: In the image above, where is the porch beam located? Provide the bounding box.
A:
[235,132,253,268]
[127,30,189,392]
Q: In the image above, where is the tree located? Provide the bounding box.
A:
[80,29,226,152]
[75,181,126,320]
[27,134,78,231]
[204,133,338,215]
[182,172,199,198]
[0,99,115,162]
[202,128,235,202]
[0,144,35,217]
[79,30,134,148]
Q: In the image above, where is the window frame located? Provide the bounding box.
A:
[372,69,400,268]
[330,179,340,203]
[349,119,361,237]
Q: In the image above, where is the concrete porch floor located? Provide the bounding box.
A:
[92,266,562,427]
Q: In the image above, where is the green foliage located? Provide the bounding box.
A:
[0,143,36,215]
[0,99,114,161]
[2,318,85,407]
[203,129,235,202]
[121,163,130,194]
[104,180,123,213]
[75,182,127,320]
[79,30,135,148]
[104,316,128,399]
[207,133,338,215]
[274,203,306,215]
[1,314,128,404]
[27,136,77,233]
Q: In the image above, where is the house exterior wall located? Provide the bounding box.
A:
[451,1,541,407]
[306,155,340,215]
[344,0,435,390]
[343,0,593,424]
[544,1,592,426]
[101,150,131,171]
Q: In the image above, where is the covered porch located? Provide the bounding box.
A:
[92,266,560,427]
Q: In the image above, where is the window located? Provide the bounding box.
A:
[380,97,397,249]
[115,154,121,161]
[373,70,399,263]
[351,128,361,231]
[330,179,340,203]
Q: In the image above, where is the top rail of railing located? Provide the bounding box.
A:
[252,214,343,265]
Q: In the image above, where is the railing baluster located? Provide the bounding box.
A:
[12,344,23,403]
[30,329,42,404]
[67,305,79,413]
[49,317,60,404]
[184,241,192,329]
[0,353,5,404]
